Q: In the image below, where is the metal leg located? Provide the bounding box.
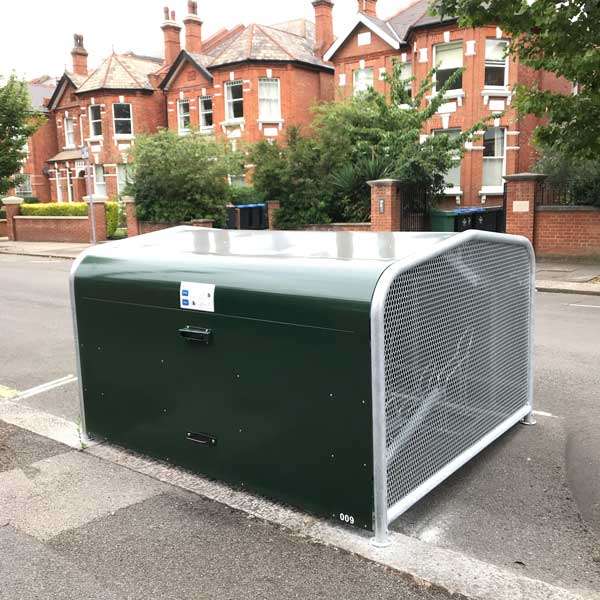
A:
[371,521,392,548]
[520,410,536,426]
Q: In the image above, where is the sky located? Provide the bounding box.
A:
[0,0,407,81]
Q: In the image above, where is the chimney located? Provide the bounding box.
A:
[183,1,202,54]
[161,6,182,65]
[71,34,88,76]
[312,1,334,58]
[358,0,377,17]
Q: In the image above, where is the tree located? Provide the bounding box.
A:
[250,63,483,227]
[129,129,242,226]
[431,0,600,159]
[0,74,44,195]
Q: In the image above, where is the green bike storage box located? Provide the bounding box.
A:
[71,227,535,541]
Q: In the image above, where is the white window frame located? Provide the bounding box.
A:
[258,78,282,122]
[116,164,131,194]
[94,164,107,197]
[481,126,506,193]
[177,99,191,135]
[199,96,214,131]
[484,39,509,90]
[64,117,75,149]
[112,103,133,138]
[433,41,463,94]
[353,67,374,96]
[225,80,244,121]
[89,105,103,138]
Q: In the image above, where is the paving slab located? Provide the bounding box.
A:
[0,450,166,540]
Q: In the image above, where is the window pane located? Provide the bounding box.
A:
[115,119,132,134]
[92,121,102,136]
[485,39,507,62]
[483,127,504,157]
[229,83,243,100]
[200,97,213,128]
[232,99,244,119]
[90,105,101,121]
[113,104,131,119]
[436,68,462,90]
[259,79,281,120]
[353,68,374,94]
[436,42,463,69]
[482,158,503,186]
[485,66,506,87]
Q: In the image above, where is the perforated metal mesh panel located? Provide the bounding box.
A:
[383,240,531,510]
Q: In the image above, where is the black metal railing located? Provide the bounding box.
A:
[399,184,431,231]
[535,180,578,207]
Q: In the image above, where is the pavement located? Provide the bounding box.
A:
[1,238,599,295]
[1,252,600,599]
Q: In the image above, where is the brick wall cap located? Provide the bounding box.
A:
[14,215,88,220]
[84,195,108,203]
[503,173,547,181]
[190,219,214,224]
[367,178,400,187]
[2,196,24,206]
[536,205,600,212]
[121,196,135,204]
[183,14,202,23]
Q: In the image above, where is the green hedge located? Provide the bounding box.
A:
[0,209,5,220]
[227,185,266,206]
[20,202,119,237]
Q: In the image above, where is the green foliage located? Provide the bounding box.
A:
[105,201,119,237]
[21,202,88,216]
[431,0,600,159]
[535,146,600,207]
[250,64,483,227]
[227,185,266,206]
[0,74,45,195]
[0,208,6,220]
[129,129,241,226]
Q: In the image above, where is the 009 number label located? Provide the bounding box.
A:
[339,513,355,525]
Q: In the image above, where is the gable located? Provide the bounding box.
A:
[160,51,214,90]
[324,14,400,62]
[330,24,399,61]
[48,75,78,110]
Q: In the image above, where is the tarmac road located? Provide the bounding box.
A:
[1,252,599,592]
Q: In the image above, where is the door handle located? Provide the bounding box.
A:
[178,327,213,344]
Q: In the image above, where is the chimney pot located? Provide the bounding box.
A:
[71,33,88,76]
[171,9,176,20]
[163,6,169,20]
[312,1,334,59]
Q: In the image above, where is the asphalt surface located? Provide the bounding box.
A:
[1,253,600,593]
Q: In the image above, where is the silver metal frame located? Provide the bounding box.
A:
[69,248,93,442]
[369,230,535,546]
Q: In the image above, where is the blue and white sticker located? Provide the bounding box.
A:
[180,282,215,312]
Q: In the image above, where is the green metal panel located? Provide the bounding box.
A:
[73,227,453,530]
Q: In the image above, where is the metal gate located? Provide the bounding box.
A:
[399,184,431,231]
[370,231,534,542]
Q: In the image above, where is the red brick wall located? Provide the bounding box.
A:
[20,117,58,202]
[13,216,90,243]
[0,220,7,238]
[139,222,178,234]
[165,60,333,144]
[534,207,600,257]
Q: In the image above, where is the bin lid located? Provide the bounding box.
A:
[432,206,502,215]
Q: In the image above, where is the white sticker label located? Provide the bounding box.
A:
[180,282,215,312]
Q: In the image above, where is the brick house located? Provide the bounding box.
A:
[158,1,335,159]
[12,79,57,201]
[45,34,166,202]
[324,0,572,207]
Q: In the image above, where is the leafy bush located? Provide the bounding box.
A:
[129,130,242,227]
[0,208,5,220]
[227,185,266,206]
[105,201,119,237]
[21,196,39,203]
[21,202,87,216]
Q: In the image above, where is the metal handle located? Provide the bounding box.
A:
[178,327,213,344]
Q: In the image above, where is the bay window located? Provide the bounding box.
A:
[178,99,191,135]
[353,67,374,96]
[64,117,75,148]
[200,96,213,130]
[434,41,463,92]
[484,40,509,88]
[482,127,505,190]
[258,78,281,121]
[113,103,132,135]
[89,105,102,137]
[225,81,244,120]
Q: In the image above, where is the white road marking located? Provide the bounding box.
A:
[532,410,559,419]
[15,375,77,400]
[567,303,600,309]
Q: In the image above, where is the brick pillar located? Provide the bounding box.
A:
[85,196,107,243]
[1,196,24,241]
[368,179,400,232]
[503,173,545,244]
[266,201,280,230]
[122,196,140,237]
[190,219,214,228]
